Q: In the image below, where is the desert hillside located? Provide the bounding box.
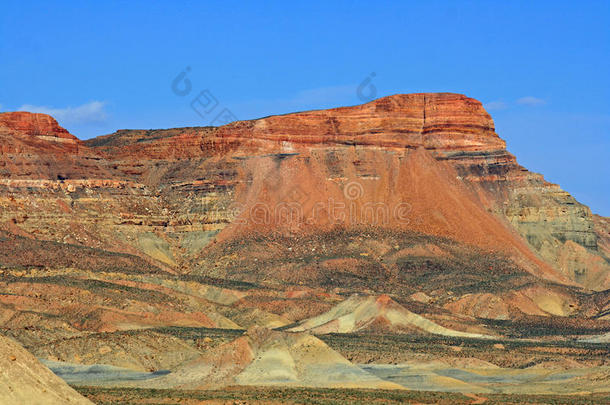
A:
[0,94,608,400]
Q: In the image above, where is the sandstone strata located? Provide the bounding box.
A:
[79,94,608,288]
[0,94,608,292]
[0,96,608,396]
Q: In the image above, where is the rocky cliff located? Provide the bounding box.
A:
[0,94,607,292]
[0,95,609,398]
[86,94,608,289]
[0,112,113,180]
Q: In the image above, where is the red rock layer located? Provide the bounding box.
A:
[0,112,75,140]
[0,93,606,289]
[218,93,504,152]
[88,93,504,161]
[0,112,114,179]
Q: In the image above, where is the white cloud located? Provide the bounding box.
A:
[517,96,546,106]
[485,100,508,111]
[18,101,108,124]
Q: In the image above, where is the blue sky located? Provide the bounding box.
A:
[1,1,608,215]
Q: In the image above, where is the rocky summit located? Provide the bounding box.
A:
[0,93,609,400]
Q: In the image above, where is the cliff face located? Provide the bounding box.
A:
[0,94,607,291]
[86,93,503,160]
[2,96,610,390]
[0,112,75,140]
[0,112,113,179]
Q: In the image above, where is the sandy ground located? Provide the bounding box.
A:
[0,335,92,405]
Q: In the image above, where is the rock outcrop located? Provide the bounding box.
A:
[0,112,113,179]
[142,327,403,390]
[0,112,75,140]
[0,96,609,395]
[79,93,607,288]
[289,294,493,338]
[0,334,93,404]
[0,93,607,292]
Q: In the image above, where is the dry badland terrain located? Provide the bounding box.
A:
[0,93,608,404]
